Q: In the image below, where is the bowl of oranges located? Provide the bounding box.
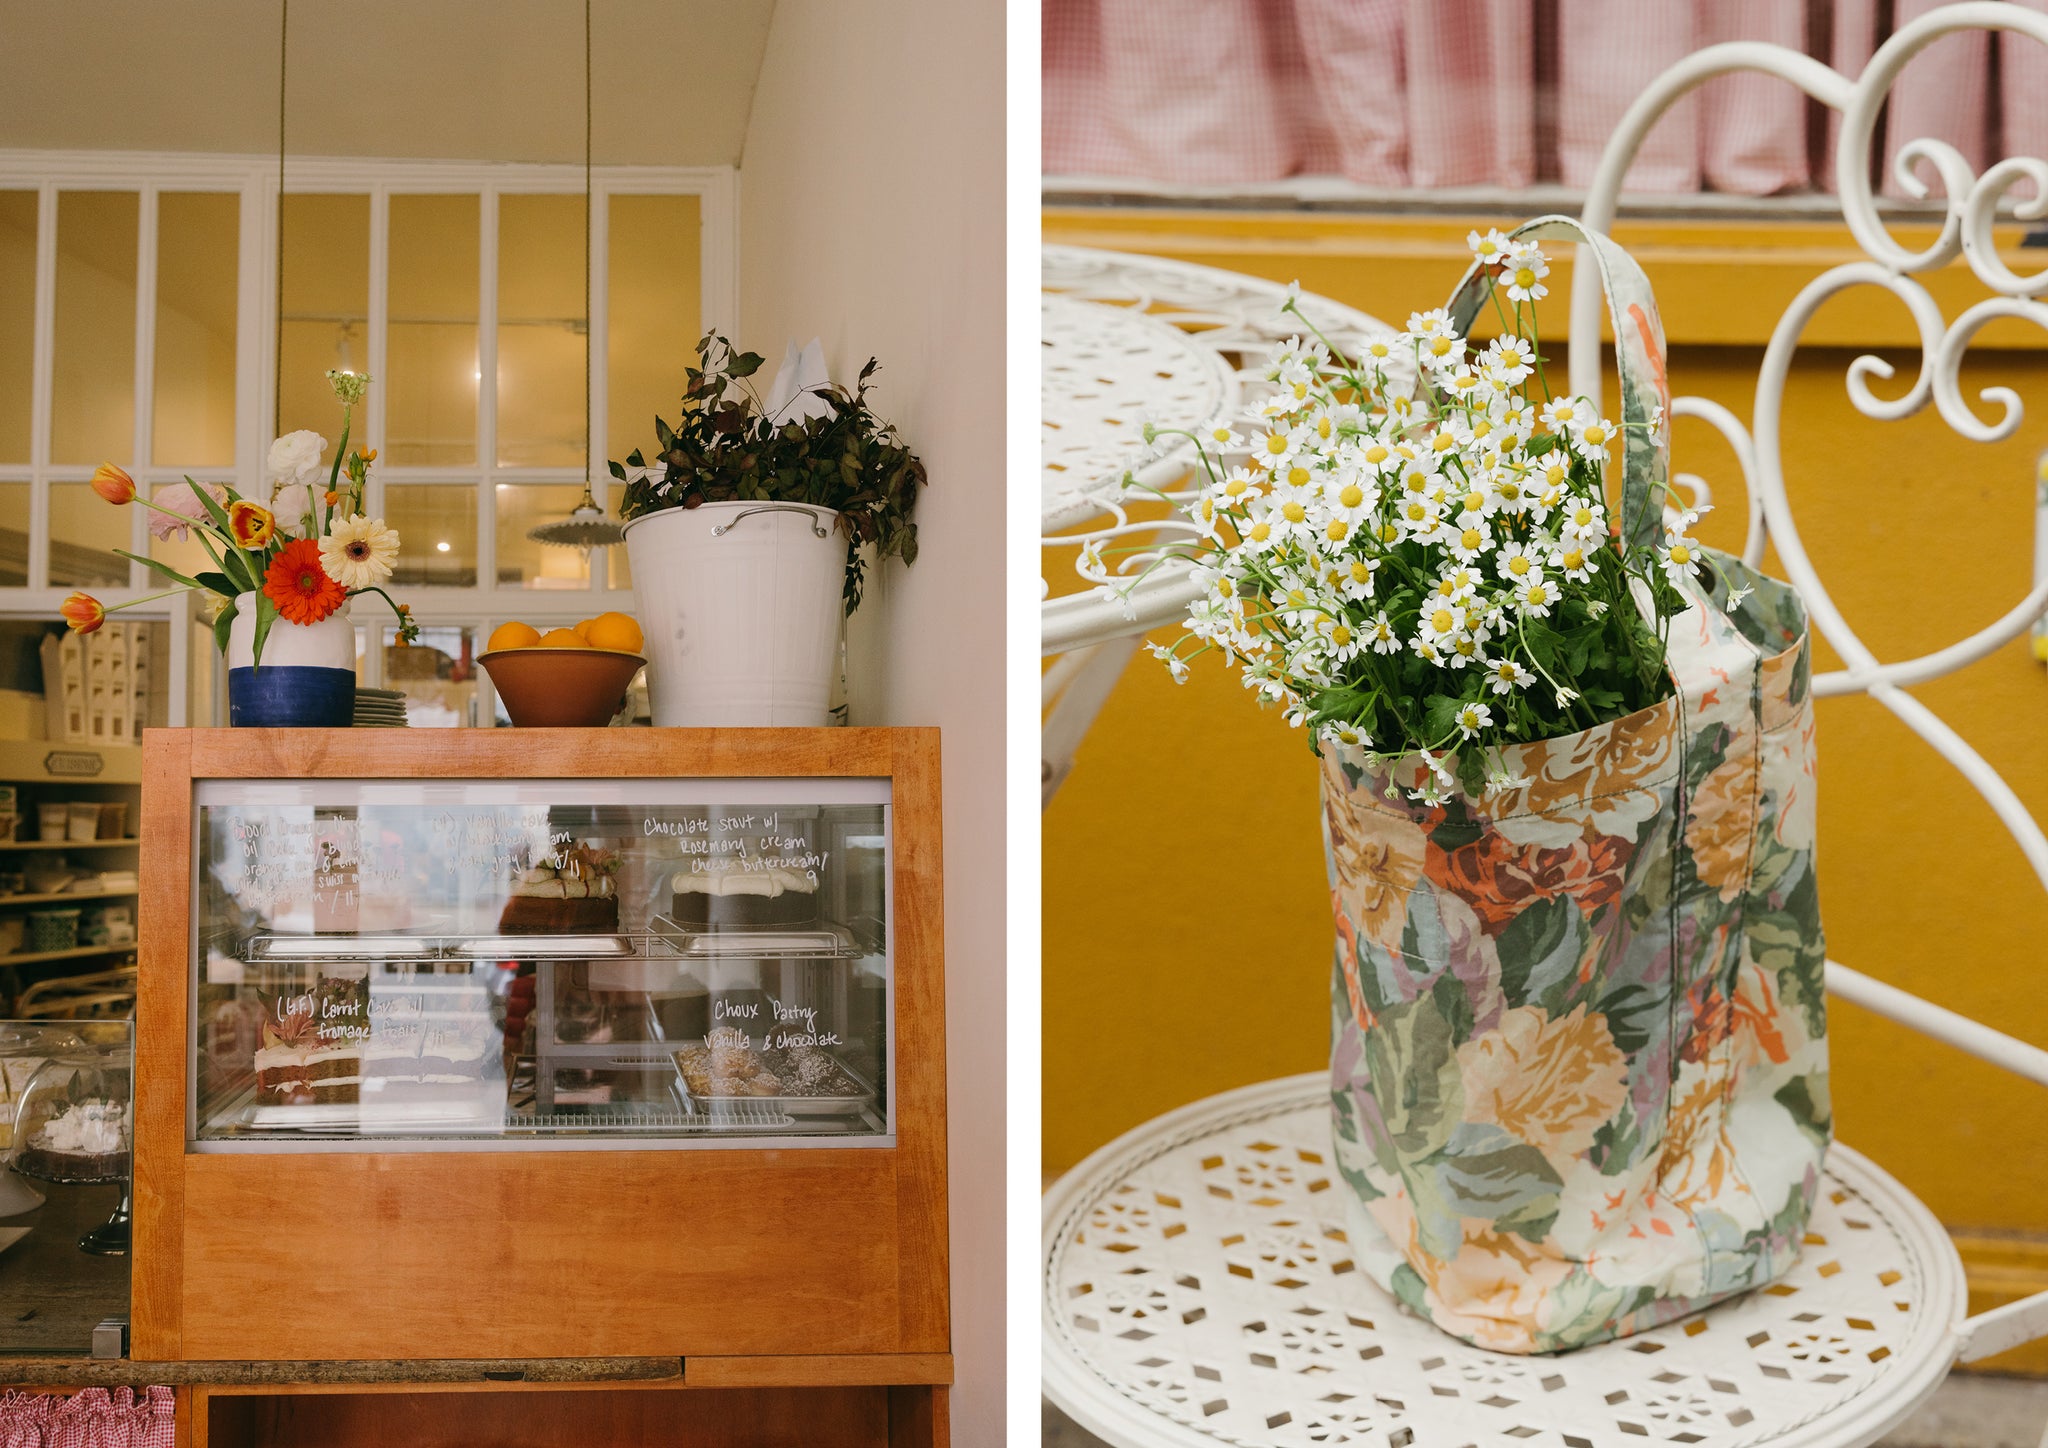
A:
[477,612,647,727]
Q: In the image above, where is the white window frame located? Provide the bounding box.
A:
[0,147,738,723]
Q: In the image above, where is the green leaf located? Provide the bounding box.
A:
[212,596,238,655]
[114,549,202,590]
[249,593,278,670]
[193,571,238,597]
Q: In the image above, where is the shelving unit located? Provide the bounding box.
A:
[0,738,141,1011]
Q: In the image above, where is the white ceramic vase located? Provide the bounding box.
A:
[224,592,355,727]
[622,502,844,727]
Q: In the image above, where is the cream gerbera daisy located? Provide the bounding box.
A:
[319,514,399,589]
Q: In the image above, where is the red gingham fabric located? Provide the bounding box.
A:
[0,1388,174,1448]
[1045,1,2034,197]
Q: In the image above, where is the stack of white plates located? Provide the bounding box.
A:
[353,687,409,728]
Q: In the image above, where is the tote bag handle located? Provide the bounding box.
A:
[1440,215,1672,554]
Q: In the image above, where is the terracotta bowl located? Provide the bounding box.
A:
[477,649,645,728]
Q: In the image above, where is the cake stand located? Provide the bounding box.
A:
[10,1154,129,1255]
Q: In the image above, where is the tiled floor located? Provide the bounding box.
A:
[1043,1374,2048,1448]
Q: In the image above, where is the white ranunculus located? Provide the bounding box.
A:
[268,483,315,536]
[266,430,327,488]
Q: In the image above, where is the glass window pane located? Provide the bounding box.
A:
[606,193,700,467]
[606,535,631,591]
[497,194,585,469]
[494,483,590,589]
[153,193,239,468]
[280,194,369,444]
[383,484,477,587]
[382,623,476,727]
[147,481,221,590]
[387,195,478,467]
[0,194,35,464]
[51,191,138,466]
[49,481,128,587]
[0,483,29,586]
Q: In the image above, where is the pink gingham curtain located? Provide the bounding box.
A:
[1043,0,2048,196]
[0,1389,175,1448]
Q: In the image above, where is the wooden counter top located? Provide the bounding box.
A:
[0,1356,684,1387]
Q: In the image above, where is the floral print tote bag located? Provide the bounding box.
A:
[1325,218,1830,1354]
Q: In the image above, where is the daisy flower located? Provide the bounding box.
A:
[1559,497,1607,543]
[1502,245,1550,303]
[1514,576,1557,617]
[1468,228,1513,267]
[1496,541,1543,586]
[1337,556,1380,602]
[1569,412,1618,460]
[1453,700,1494,739]
[1432,567,1482,604]
[1365,611,1400,653]
[263,538,348,625]
[1321,721,1371,750]
[1446,521,1491,565]
[1487,657,1534,695]
[1484,335,1536,385]
[1552,540,1599,581]
[1147,640,1191,684]
[1659,535,1701,587]
[1200,421,1246,451]
[1315,615,1363,662]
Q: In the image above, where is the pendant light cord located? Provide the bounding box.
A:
[584,0,593,495]
[274,0,288,436]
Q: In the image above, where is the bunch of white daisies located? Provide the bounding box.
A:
[1143,231,1705,801]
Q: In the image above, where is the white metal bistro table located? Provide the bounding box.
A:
[1044,1075,1966,1448]
[1039,247,1393,802]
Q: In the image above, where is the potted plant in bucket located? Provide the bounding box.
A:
[610,333,925,726]
[58,369,421,726]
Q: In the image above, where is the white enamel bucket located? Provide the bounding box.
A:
[621,501,844,726]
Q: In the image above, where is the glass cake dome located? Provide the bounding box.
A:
[7,1027,133,1254]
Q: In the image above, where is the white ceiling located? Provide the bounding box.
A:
[0,0,776,166]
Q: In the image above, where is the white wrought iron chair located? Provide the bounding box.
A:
[1042,6,2048,1445]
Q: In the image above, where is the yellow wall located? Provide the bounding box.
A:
[1043,207,2048,1367]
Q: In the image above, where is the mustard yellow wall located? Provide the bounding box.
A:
[1043,208,2048,1367]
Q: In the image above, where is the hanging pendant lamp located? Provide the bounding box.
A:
[530,0,623,552]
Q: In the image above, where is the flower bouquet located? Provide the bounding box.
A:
[62,369,421,727]
[1136,218,1829,1354]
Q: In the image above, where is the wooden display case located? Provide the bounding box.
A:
[130,728,949,1446]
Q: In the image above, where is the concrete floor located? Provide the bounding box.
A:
[1043,1374,2048,1447]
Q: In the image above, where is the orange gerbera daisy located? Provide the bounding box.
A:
[262,538,346,625]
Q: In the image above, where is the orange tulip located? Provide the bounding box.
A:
[59,593,105,635]
[228,500,277,549]
[89,463,135,506]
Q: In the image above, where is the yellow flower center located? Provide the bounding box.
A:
[1514,267,1537,289]
[1349,561,1373,583]
[1265,433,1289,455]
[1289,466,1312,487]
[1430,336,1452,356]
[1432,609,1455,633]
[1225,479,1248,498]
[1464,490,1485,513]
[1364,445,1388,464]
[1508,555,1530,576]
[1330,625,1351,647]
[1562,549,1585,570]
[1461,528,1482,550]
[1670,544,1692,564]
[1281,502,1307,523]
[1247,522,1271,543]
[1338,484,1364,509]
[1326,519,1349,541]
